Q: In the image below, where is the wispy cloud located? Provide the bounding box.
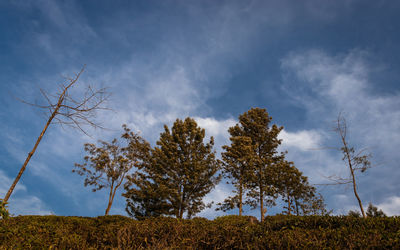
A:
[280,49,400,213]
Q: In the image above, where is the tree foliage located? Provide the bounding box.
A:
[73,125,146,215]
[0,199,9,219]
[224,108,284,222]
[275,161,329,216]
[216,136,254,215]
[124,118,221,219]
[276,161,308,215]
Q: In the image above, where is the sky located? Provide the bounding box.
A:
[1,0,400,219]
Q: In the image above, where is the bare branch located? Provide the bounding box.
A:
[3,66,111,202]
[322,112,369,218]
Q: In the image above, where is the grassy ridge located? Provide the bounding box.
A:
[1,215,400,249]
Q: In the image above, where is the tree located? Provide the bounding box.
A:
[216,136,254,216]
[275,161,304,215]
[298,192,330,216]
[122,125,167,219]
[73,125,147,215]
[366,203,386,217]
[275,160,328,216]
[124,118,221,219]
[227,108,284,222]
[348,210,361,218]
[328,113,371,218]
[3,67,109,203]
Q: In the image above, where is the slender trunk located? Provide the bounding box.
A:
[105,199,112,215]
[350,167,365,218]
[179,203,184,219]
[2,71,82,203]
[239,178,243,216]
[341,130,366,218]
[287,190,291,215]
[178,191,185,219]
[295,199,299,216]
[4,107,59,202]
[105,182,115,215]
[260,184,264,222]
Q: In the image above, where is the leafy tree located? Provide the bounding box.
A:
[4,67,109,203]
[298,192,330,216]
[366,203,386,217]
[227,108,284,222]
[275,161,328,215]
[74,125,146,215]
[216,136,254,216]
[122,125,167,219]
[124,118,221,219]
[275,161,305,215]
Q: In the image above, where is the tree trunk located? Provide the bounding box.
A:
[2,73,80,203]
[260,184,264,222]
[105,199,112,215]
[350,167,365,218]
[4,109,58,202]
[105,182,115,215]
[287,190,291,215]
[239,179,243,216]
[341,129,366,218]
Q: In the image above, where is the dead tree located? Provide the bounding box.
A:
[325,113,371,218]
[3,66,110,202]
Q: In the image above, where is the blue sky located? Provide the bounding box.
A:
[1,0,400,218]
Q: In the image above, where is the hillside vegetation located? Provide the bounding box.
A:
[1,215,400,249]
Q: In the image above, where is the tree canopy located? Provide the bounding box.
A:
[73,125,147,215]
[224,108,284,222]
[124,117,221,219]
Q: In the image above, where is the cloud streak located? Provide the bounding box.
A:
[280,49,400,213]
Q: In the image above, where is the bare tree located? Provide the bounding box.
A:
[3,66,110,202]
[326,113,371,218]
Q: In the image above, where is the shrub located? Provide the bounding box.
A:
[1,215,400,249]
[0,199,9,219]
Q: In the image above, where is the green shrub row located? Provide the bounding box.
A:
[1,215,400,249]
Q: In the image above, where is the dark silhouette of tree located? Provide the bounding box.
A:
[366,203,386,217]
[3,67,109,203]
[74,126,147,215]
[348,209,361,218]
[226,108,284,222]
[124,118,221,219]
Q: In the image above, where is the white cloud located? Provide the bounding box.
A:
[0,170,52,216]
[279,129,322,151]
[280,49,400,214]
[9,196,53,216]
[194,117,236,139]
[376,196,400,216]
[198,184,233,219]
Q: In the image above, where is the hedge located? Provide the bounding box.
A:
[1,215,399,249]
